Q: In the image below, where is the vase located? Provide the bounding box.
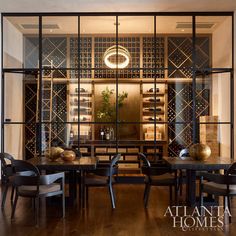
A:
[61,150,76,162]
[189,143,211,161]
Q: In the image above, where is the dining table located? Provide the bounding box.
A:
[28,156,97,208]
[163,156,234,206]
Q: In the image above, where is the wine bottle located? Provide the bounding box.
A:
[105,128,110,140]
[148,88,160,93]
[145,98,161,102]
[144,107,162,112]
[70,129,74,140]
[100,127,105,140]
[80,88,86,93]
[109,127,115,140]
[146,117,162,121]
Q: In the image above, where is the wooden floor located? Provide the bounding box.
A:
[1,184,236,236]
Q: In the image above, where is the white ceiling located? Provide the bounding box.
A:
[0,0,236,12]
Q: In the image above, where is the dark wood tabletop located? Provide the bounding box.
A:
[163,156,234,206]
[163,156,233,170]
[28,156,97,171]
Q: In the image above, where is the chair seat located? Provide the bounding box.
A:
[203,182,236,195]
[85,174,114,186]
[147,173,175,185]
[18,183,61,196]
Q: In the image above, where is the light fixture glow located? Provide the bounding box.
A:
[103,45,131,69]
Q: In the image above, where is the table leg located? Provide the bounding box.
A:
[79,170,85,208]
[68,170,77,205]
[186,170,196,206]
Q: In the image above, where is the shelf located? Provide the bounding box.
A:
[143,93,165,96]
[143,101,164,105]
[70,93,92,97]
[70,140,167,145]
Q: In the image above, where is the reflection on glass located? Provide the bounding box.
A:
[3,17,39,68]
[4,124,37,160]
[41,123,71,154]
[94,84,116,122]
[199,123,230,158]
[196,16,232,68]
[196,72,231,122]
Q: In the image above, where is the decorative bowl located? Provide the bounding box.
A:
[61,150,76,162]
[45,147,64,161]
[189,143,211,161]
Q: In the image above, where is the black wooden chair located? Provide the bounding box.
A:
[139,153,178,208]
[199,162,236,222]
[11,160,65,225]
[84,154,121,209]
[0,153,15,208]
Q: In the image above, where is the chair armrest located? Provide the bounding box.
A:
[40,172,65,185]
[200,172,236,185]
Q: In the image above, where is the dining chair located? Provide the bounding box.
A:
[139,153,178,208]
[0,153,15,208]
[84,154,121,209]
[11,160,65,226]
[199,162,236,222]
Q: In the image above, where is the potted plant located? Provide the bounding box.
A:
[96,87,128,122]
[96,87,128,140]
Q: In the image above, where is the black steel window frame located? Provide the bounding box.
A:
[1,12,234,159]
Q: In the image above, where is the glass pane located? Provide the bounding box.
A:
[41,123,71,154]
[41,69,68,123]
[3,16,39,69]
[196,72,231,122]
[4,72,38,123]
[196,16,232,69]
[118,124,140,141]
[118,82,138,122]
[80,16,116,79]
[42,16,78,72]
[168,123,193,157]
[4,123,37,160]
[118,16,152,78]
[167,80,193,123]
[198,123,231,158]
[156,16,193,78]
[94,83,117,123]
[142,82,166,122]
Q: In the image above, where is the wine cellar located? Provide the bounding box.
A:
[22,33,211,171]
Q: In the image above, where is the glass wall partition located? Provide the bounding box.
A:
[2,13,234,166]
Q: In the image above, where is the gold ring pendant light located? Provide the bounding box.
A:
[103,45,131,69]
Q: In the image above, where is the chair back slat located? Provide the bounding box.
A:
[110,154,121,176]
[139,153,172,176]
[90,154,120,177]
[139,153,151,167]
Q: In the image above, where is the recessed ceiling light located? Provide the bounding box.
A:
[50,29,53,33]
[181,29,185,32]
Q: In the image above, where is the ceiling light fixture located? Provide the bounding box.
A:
[103,45,131,69]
